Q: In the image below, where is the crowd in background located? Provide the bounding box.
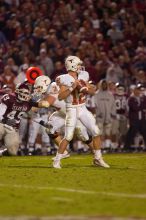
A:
[0,0,146,155]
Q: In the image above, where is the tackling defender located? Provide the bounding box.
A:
[0,81,49,156]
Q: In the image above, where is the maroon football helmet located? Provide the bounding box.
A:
[15,82,32,102]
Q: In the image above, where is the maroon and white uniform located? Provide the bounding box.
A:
[111,92,128,136]
[114,93,128,118]
[56,71,100,141]
[0,93,37,155]
[0,93,35,130]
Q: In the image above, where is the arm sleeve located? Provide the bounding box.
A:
[1,94,10,105]
[0,103,7,120]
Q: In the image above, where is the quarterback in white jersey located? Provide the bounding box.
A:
[46,81,91,142]
[53,55,110,169]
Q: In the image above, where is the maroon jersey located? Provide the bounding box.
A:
[0,88,12,101]
[114,93,128,115]
[1,93,36,130]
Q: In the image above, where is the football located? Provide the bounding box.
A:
[76,79,86,89]
[76,79,88,93]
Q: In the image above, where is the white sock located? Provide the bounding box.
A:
[55,152,63,160]
[64,150,68,154]
[94,149,102,160]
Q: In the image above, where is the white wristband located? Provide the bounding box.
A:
[80,87,88,92]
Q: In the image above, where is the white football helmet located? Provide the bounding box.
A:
[34,75,51,94]
[65,55,84,73]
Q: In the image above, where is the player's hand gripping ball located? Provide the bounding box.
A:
[76,79,88,93]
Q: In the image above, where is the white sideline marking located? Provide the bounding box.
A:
[0,183,146,199]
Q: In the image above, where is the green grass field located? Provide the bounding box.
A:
[0,153,146,219]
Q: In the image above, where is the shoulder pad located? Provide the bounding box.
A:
[78,71,89,82]
[47,82,59,95]
[56,74,75,87]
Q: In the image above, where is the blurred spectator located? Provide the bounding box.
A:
[134,69,146,87]
[94,79,116,150]
[37,48,54,77]
[14,63,29,85]
[50,61,65,81]
[107,22,124,45]
[84,57,99,84]
[0,65,16,91]
[95,51,112,80]
[7,57,18,76]
[106,58,124,83]
[0,31,7,45]
[90,11,100,30]
[133,52,146,72]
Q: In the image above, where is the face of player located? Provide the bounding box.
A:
[77,64,85,73]
[18,89,31,102]
[34,85,44,94]
[116,87,125,95]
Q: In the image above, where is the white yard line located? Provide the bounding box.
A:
[0,183,146,199]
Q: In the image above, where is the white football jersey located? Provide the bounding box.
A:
[56,72,89,105]
[56,74,75,87]
[47,82,66,114]
[78,71,89,82]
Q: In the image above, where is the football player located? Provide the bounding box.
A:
[33,76,94,159]
[111,83,128,150]
[52,55,110,168]
[26,76,51,155]
[0,81,49,156]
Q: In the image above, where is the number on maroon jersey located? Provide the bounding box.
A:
[7,110,24,124]
[115,97,127,110]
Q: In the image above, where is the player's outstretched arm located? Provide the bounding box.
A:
[38,100,50,108]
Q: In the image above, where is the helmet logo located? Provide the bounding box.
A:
[69,59,73,63]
